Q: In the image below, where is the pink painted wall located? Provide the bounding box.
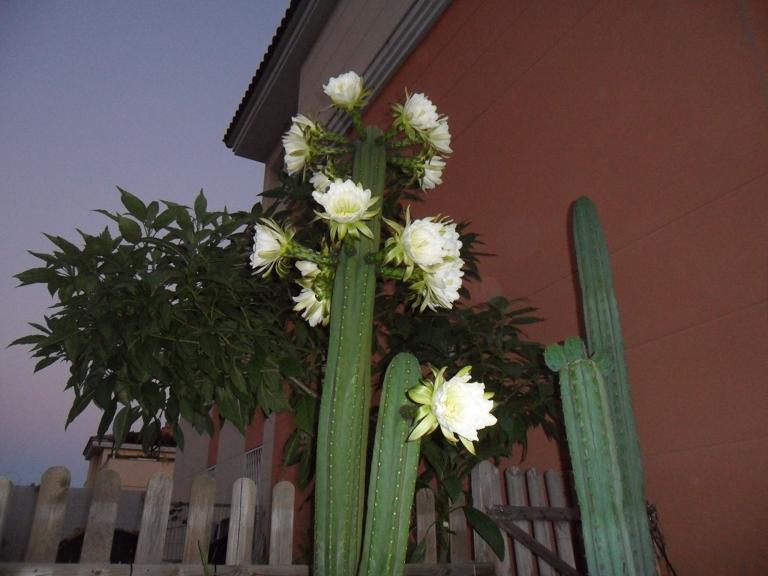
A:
[365,0,768,573]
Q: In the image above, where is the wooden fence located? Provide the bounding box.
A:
[0,463,581,576]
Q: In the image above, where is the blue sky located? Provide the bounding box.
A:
[0,0,290,486]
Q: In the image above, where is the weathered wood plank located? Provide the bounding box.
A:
[448,494,470,562]
[486,515,582,576]
[416,488,437,563]
[226,478,258,565]
[544,470,577,570]
[182,475,216,564]
[525,469,556,576]
[25,466,71,562]
[80,470,121,563]
[470,461,511,576]
[134,473,173,564]
[0,476,12,546]
[268,481,294,566]
[489,505,579,522]
[505,467,535,576]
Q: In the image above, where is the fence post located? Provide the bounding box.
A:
[182,474,216,564]
[449,493,470,562]
[80,469,121,563]
[268,481,294,565]
[471,461,511,576]
[544,469,577,569]
[226,477,257,565]
[526,468,556,576]
[134,473,173,563]
[506,467,535,575]
[416,488,437,563]
[25,466,70,562]
[0,476,12,547]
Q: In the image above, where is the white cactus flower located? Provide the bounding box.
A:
[282,114,316,175]
[310,171,331,193]
[420,156,446,190]
[323,71,365,110]
[402,216,461,269]
[419,258,464,311]
[401,92,440,132]
[292,286,330,327]
[312,178,379,241]
[408,365,497,454]
[427,120,452,155]
[249,219,294,277]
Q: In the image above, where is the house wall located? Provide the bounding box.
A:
[363,0,768,574]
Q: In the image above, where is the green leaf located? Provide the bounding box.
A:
[443,476,463,503]
[97,402,117,437]
[294,394,318,435]
[66,390,94,427]
[153,208,176,229]
[113,406,137,447]
[119,187,147,220]
[464,506,505,561]
[118,216,142,243]
[9,334,46,347]
[34,356,59,372]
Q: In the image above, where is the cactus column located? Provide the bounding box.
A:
[571,197,656,574]
[313,126,386,576]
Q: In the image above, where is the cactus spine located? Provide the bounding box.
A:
[544,338,636,575]
[358,353,422,576]
[313,126,386,576]
[570,196,656,574]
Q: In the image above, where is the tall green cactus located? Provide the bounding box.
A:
[544,338,637,575]
[572,197,656,574]
[313,126,386,576]
[358,352,422,576]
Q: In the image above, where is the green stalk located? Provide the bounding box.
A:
[572,197,656,574]
[358,353,422,576]
[545,338,636,575]
[314,126,386,576]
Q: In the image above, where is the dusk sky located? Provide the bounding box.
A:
[0,0,291,486]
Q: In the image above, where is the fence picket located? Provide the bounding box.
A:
[525,469,556,576]
[226,477,258,565]
[134,473,173,564]
[470,461,511,576]
[182,475,216,564]
[448,494,470,562]
[505,467,535,576]
[80,470,121,563]
[269,481,294,565]
[25,466,71,562]
[0,476,12,546]
[544,470,577,569]
[415,488,437,563]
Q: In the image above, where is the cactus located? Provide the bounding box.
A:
[566,196,657,574]
[544,338,636,575]
[358,352,422,576]
[313,126,386,576]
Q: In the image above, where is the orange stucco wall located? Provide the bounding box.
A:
[364,0,768,573]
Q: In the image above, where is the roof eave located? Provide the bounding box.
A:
[224,0,340,162]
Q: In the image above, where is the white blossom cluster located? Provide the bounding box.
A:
[394,92,452,190]
[255,70,464,326]
[385,209,465,311]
